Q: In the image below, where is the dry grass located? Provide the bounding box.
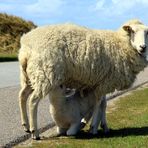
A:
[0,13,36,61]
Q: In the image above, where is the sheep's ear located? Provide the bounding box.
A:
[122,25,133,33]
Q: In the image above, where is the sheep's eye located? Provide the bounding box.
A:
[129,29,135,36]
[131,29,135,34]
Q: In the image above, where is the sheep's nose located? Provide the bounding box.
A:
[140,45,147,53]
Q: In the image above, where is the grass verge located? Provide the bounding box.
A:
[16,87,148,148]
[0,53,18,62]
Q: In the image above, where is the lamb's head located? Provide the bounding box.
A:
[122,20,148,61]
[49,85,66,99]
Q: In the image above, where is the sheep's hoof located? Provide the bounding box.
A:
[56,133,67,137]
[22,124,30,133]
[100,124,110,134]
[66,130,77,136]
[32,136,41,140]
[80,122,86,129]
[31,130,40,140]
[89,126,98,135]
[104,128,110,135]
[25,130,31,133]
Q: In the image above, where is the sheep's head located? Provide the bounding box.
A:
[123,23,148,61]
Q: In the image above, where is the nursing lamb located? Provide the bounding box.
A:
[49,86,109,136]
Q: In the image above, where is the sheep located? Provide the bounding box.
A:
[18,19,148,139]
[49,86,109,136]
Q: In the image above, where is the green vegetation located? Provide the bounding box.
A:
[0,13,36,62]
[16,87,148,148]
[0,53,18,62]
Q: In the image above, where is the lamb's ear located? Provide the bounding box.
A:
[122,25,133,33]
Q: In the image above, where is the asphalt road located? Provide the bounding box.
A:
[0,62,20,88]
[0,62,148,147]
[0,62,53,147]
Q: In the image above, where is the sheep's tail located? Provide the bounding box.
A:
[19,57,30,87]
[18,46,30,87]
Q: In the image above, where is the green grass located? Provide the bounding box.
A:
[0,53,18,62]
[16,87,148,148]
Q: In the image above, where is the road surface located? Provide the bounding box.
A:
[0,62,20,88]
[0,62,53,147]
[0,62,148,147]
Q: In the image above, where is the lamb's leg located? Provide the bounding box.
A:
[100,96,109,134]
[80,118,87,129]
[57,126,67,136]
[89,99,102,135]
[67,123,81,136]
[19,85,32,132]
[80,110,93,129]
[29,91,41,140]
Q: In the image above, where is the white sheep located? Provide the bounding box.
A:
[49,86,109,136]
[19,19,148,139]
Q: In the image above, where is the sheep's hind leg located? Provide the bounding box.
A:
[67,123,81,136]
[19,85,32,133]
[89,99,102,135]
[29,91,42,140]
[100,96,109,134]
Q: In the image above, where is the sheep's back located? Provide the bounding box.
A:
[20,23,147,97]
[21,24,112,89]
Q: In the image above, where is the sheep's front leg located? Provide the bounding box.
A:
[100,96,109,134]
[67,123,81,136]
[89,96,109,135]
[89,99,101,135]
[29,91,41,140]
[19,85,32,133]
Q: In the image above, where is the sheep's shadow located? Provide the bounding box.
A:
[75,126,148,139]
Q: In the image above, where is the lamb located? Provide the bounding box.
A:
[49,86,109,136]
[18,19,148,139]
